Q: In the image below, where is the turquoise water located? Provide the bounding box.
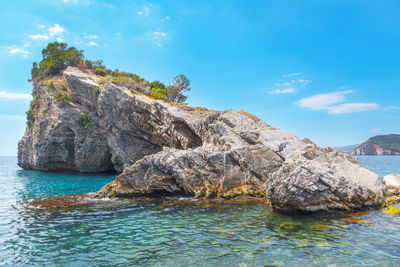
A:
[1,156,400,266]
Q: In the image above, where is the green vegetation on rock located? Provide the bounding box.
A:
[31,42,84,80]
[29,42,192,104]
[94,68,107,76]
[77,113,91,127]
[26,101,36,128]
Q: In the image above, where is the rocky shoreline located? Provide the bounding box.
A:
[18,67,400,213]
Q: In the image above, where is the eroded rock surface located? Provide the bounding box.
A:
[19,67,390,212]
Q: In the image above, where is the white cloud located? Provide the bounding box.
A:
[56,37,63,42]
[297,90,354,110]
[275,82,291,87]
[88,41,99,46]
[283,72,302,77]
[137,11,143,15]
[48,24,64,37]
[62,0,78,3]
[8,47,30,57]
[30,34,49,40]
[297,90,379,114]
[268,88,296,94]
[328,103,379,114]
[0,91,32,100]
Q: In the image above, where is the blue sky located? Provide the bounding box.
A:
[1,0,400,155]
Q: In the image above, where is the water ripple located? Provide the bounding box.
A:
[1,156,400,266]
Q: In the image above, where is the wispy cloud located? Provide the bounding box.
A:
[29,34,49,40]
[268,88,295,94]
[0,114,26,120]
[137,5,150,16]
[328,103,379,114]
[297,90,379,114]
[384,105,400,110]
[7,46,30,57]
[88,41,99,46]
[153,30,167,47]
[84,33,98,39]
[0,91,32,100]
[275,82,291,87]
[283,72,302,77]
[61,0,91,4]
[56,37,63,42]
[268,72,311,94]
[370,128,383,133]
[134,4,171,47]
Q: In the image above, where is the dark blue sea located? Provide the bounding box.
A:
[0,156,399,266]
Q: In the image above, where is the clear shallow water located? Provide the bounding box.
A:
[0,156,400,266]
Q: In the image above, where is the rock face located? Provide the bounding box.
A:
[19,67,390,212]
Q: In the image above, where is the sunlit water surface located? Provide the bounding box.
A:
[0,156,400,266]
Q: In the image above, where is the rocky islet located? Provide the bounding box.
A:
[18,67,399,212]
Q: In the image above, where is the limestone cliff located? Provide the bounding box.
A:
[18,67,391,212]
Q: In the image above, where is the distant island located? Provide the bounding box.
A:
[353,134,400,155]
[334,134,400,155]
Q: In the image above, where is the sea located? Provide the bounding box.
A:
[0,155,399,266]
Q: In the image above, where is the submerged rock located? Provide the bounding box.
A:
[383,206,400,216]
[19,67,390,212]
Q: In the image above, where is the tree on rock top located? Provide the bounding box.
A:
[166,75,191,103]
[31,42,84,80]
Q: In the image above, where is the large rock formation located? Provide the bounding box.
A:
[18,67,391,212]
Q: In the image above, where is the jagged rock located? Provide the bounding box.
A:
[265,146,387,212]
[19,67,390,212]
